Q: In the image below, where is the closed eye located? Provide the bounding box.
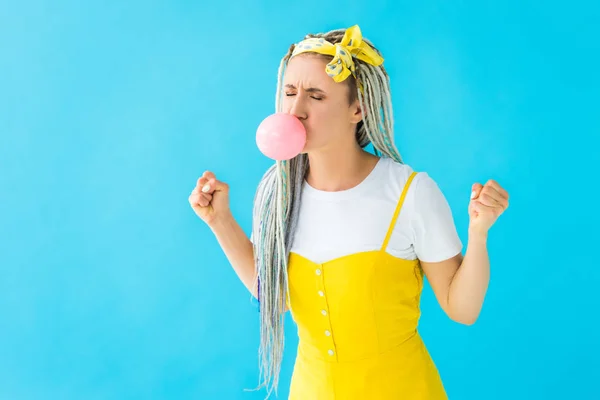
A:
[285,93,323,101]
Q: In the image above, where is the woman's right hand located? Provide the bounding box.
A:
[189,171,231,227]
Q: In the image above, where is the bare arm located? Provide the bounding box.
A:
[421,231,489,325]
[190,171,259,299]
[210,215,290,313]
[209,213,258,298]
[420,179,509,325]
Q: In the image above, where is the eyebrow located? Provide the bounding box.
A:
[284,84,326,94]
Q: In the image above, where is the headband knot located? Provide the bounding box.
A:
[291,25,383,93]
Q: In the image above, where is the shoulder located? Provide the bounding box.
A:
[377,157,439,200]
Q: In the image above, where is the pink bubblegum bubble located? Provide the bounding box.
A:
[256,113,306,161]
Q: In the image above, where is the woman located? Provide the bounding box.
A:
[189,25,509,400]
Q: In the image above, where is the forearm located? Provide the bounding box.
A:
[447,230,490,325]
[209,213,258,298]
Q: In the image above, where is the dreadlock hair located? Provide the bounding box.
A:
[247,27,403,399]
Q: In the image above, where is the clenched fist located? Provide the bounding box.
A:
[189,171,231,227]
[468,179,509,236]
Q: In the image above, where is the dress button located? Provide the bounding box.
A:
[315,268,322,275]
[318,291,324,297]
[321,310,327,316]
[325,330,331,336]
[328,349,334,356]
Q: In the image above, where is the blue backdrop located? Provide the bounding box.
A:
[1,0,598,399]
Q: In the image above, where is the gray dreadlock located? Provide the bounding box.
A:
[247,27,403,399]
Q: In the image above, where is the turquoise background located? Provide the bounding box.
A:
[1,0,598,399]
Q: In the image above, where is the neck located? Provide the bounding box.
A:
[305,141,380,192]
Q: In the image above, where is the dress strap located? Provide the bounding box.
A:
[380,171,418,252]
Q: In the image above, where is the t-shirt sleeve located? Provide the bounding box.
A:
[410,172,463,263]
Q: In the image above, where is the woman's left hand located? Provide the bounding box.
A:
[468,179,510,236]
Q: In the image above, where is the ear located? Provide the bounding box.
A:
[349,100,366,124]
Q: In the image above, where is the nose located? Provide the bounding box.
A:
[288,95,308,120]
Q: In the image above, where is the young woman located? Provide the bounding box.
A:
[189,25,509,400]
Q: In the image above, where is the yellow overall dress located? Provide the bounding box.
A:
[286,172,448,399]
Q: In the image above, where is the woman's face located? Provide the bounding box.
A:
[282,54,363,154]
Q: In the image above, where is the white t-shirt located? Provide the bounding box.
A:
[253,157,463,264]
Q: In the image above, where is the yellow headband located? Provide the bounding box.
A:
[290,25,384,92]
